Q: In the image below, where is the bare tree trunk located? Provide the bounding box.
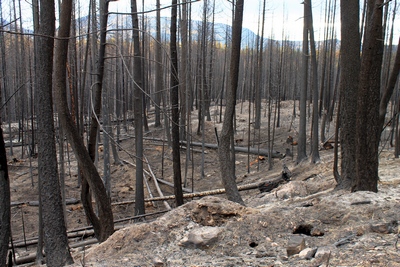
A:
[88,0,104,161]
[154,0,162,128]
[1,1,12,157]
[354,0,384,192]
[131,0,145,215]
[54,0,114,242]
[30,0,42,261]
[58,123,68,227]
[179,0,189,140]
[307,0,320,163]
[396,110,400,158]
[254,0,266,130]
[336,0,360,189]
[171,0,184,206]
[36,0,73,264]
[0,80,11,267]
[297,0,309,163]
[218,0,245,205]
[141,1,149,133]
[102,78,111,197]
[379,37,400,130]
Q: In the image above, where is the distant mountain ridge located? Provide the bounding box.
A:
[78,14,286,47]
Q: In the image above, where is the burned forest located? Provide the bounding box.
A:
[0,0,400,266]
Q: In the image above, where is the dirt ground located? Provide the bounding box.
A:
[6,100,400,266]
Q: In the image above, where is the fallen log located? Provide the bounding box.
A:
[27,198,80,207]
[180,141,283,158]
[142,137,283,158]
[111,177,284,206]
[144,155,171,210]
[13,238,100,265]
[156,177,195,193]
[122,158,194,193]
[11,198,80,207]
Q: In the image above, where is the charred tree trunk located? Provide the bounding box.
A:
[354,0,384,192]
[170,0,184,206]
[36,0,73,264]
[218,0,245,205]
[297,0,309,163]
[54,0,114,242]
[131,0,145,215]
[307,0,320,163]
[336,0,360,189]
[0,87,10,267]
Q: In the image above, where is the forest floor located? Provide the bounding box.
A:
[6,100,400,266]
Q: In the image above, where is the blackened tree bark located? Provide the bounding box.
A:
[0,1,10,264]
[36,0,73,264]
[336,0,360,189]
[379,37,400,130]
[54,0,114,242]
[179,0,189,140]
[171,0,184,206]
[307,0,320,163]
[254,0,266,130]
[217,0,245,205]
[354,0,384,192]
[154,0,162,128]
[87,0,111,160]
[31,1,43,262]
[297,0,309,163]
[0,99,10,267]
[131,0,145,215]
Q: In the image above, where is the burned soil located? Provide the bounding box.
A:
[7,101,400,266]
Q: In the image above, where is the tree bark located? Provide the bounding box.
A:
[36,0,73,264]
[297,0,309,163]
[0,2,11,264]
[254,0,266,130]
[154,0,162,128]
[54,0,114,242]
[218,0,245,205]
[307,0,321,163]
[131,0,145,215]
[0,116,10,267]
[337,0,360,190]
[179,0,189,140]
[354,0,384,192]
[379,37,400,130]
[171,0,184,206]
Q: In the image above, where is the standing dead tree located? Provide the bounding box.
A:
[131,0,145,215]
[0,81,11,267]
[307,0,321,163]
[297,0,309,163]
[54,0,114,242]
[336,0,360,189]
[170,0,184,206]
[218,0,245,205]
[36,0,73,264]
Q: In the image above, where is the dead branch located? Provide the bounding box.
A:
[141,137,283,158]
[122,158,193,193]
[334,233,356,247]
[180,140,283,158]
[144,155,171,210]
[11,198,80,207]
[156,177,195,193]
[111,179,280,206]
